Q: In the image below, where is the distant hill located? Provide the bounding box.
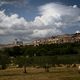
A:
[33,33,80,46]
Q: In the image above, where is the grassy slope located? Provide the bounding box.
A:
[0,67,80,80]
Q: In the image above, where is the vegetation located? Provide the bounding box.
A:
[0,50,10,69]
[0,42,80,72]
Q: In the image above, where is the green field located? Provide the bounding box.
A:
[0,67,80,80]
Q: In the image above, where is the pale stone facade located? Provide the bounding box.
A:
[33,33,80,46]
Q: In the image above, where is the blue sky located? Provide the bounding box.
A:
[0,0,80,43]
[0,0,80,20]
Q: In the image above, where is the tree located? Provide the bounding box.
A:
[32,56,52,72]
[0,50,10,69]
[15,56,32,73]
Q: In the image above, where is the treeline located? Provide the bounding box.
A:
[4,42,80,57]
[0,42,80,72]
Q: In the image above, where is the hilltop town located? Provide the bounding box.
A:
[0,32,80,48]
[33,33,80,46]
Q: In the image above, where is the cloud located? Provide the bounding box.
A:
[0,3,80,43]
[0,0,28,6]
[75,30,80,33]
[31,29,62,38]
[38,3,80,26]
[73,5,78,8]
[0,10,30,43]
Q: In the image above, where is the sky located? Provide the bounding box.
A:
[0,0,80,44]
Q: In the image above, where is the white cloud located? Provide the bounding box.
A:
[38,3,80,26]
[0,3,80,43]
[0,0,28,7]
[75,30,80,33]
[73,5,77,8]
[31,29,62,38]
[0,10,28,30]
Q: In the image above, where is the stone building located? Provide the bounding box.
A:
[33,33,80,46]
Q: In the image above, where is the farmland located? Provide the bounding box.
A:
[0,67,80,80]
[0,43,80,80]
